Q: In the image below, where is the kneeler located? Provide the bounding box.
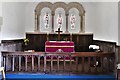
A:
[45,41,75,61]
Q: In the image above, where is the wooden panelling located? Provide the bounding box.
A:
[26,33,93,52]
[93,40,116,53]
[1,39,23,51]
[1,33,117,53]
[26,34,47,51]
[116,46,120,63]
[72,34,93,52]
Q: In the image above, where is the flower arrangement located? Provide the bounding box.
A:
[23,38,29,45]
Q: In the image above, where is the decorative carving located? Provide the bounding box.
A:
[53,2,67,15]
[34,2,85,33]
[65,13,69,33]
[67,2,85,16]
[68,2,85,32]
[51,13,54,33]
[80,15,85,33]
[35,2,53,16]
[34,2,52,32]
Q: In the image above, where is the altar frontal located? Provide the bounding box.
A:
[45,41,74,61]
[45,41,74,52]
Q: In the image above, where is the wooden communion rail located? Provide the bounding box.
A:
[2,52,115,74]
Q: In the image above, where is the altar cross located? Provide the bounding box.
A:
[56,28,62,41]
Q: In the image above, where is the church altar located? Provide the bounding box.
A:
[45,41,74,52]
[45,41,75,61]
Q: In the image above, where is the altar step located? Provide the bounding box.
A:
[3,73,116,80]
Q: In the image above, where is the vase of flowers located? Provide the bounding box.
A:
[23,38,29,45]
